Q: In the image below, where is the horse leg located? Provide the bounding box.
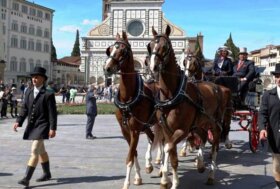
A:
[145,140,153,174]
[160,143,172,189]
[133,156,142,185]
[155,140,163,165]
[169,147,179,189]
[122,131,140,189]
[196,144,206,173]
[179,140,187,157]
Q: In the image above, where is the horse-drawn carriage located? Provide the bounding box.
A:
[104,25,265,188]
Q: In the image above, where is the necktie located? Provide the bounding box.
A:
[237,61,244,71]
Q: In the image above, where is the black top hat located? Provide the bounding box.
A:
[30,66,48,80]
[271,63,280,75]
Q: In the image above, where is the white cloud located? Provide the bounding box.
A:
[58,25,80,33]
[82,19,100,26]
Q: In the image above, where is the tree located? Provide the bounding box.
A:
[51,38,57,62]
[194,34,205,66]
[71,29,81,57]
[224,33,239,63]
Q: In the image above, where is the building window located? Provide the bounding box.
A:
[29,59,34,72]
[20,23,27,33]
[29,8,36,16]
[28,39,34,50]
[44,30,49,38]
[10,57,17,71]
[148,10,159,35]
[20,58,26,72]
[45,13,50,20]
[36,60,41,67]
[37,10,43,18]
[43,61,48,73]
[11,21,18,31]
[29,25,35,35]
[44,43,49,52]
[2,24,5,35]
[1,12,6,20]
[21,5,28,14]
[12,2,19,11]
[20,38,27,49]
[36,27,42,37]
[36,41,42,51]
[127,20,144,37]
[0,0,7,7]
[11,35,18,48]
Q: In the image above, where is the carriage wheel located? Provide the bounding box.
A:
[249,111,259,153]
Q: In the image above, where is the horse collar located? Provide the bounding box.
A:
[114,74,144,112]
[155,70,187,109]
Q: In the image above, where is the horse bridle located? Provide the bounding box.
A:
[106,40,131,70]
[147,35,171,71]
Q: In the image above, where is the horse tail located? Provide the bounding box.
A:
[220,87,233,142]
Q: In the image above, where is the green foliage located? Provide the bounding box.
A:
[57,103,116,114]
[51,38,57,62]
[71,30,81,57]
[224,33,239,63]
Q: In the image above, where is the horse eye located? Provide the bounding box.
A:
[115,44,120,49]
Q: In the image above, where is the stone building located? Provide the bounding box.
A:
[81,0,203,85]
[0,0,54,86]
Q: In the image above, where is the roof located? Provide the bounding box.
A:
[57,56,81,66]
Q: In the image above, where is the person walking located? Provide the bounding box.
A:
[85,85,97,139]
[13,66,57,187]
[259,63,280,189]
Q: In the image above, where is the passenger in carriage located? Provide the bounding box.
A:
[259,63,280,189]
[232,47,255,103]
[212,46,233,76]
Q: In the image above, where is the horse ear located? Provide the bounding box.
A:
[122,31,128,42]
[152,26,158,37]
[165,25,171,37]
[116,33,120,41]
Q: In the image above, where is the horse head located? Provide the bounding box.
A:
[187,52,204,80]
[104,31,133,76]
[147,25,173,74]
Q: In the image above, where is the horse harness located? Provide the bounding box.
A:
[114,74,156,131]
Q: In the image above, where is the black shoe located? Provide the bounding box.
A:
[36,173,51,182]
[18,178,29,187]
[86,135,97,139]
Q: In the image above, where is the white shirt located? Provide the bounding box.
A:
[277,86,280,100]
[34,85,43,98]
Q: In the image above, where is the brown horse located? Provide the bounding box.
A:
[148,25,228,188]
[185,52,233,149]
[104,32,159,189]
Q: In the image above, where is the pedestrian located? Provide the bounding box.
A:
[8,87,18,118]
[85,85,97,139]
[232,47,255,104]
[46,81,55,93]
[13,66,57,188]
[69,86,77,103]
[259,63,280,189]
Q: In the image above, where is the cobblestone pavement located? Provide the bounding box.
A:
[0,114,276,189]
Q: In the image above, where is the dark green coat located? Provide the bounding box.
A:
[17,86,57,140]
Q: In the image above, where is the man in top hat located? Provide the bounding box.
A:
[232,47,256,103]
[259,63,280,189]
[13,66,57,187]
[212,46,233,76]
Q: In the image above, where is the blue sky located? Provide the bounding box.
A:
[31,0,280,59]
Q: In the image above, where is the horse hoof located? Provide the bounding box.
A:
[134,178,142,185]
[206,178,215,185]
[179,150,187,157]
[145,166,153,174]
[122,184,129,189]
[155,159,161,165]
[160,182,172,189]
[197,167,206,173]
[225,143,232,149]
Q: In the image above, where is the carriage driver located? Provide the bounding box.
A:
[259,63,280,189]
[232,47,255,104]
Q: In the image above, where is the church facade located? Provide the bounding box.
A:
[81,0,203,85]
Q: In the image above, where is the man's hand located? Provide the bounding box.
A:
[13,123,19,132]
[259,129,267,140]
[49,130,56,138]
